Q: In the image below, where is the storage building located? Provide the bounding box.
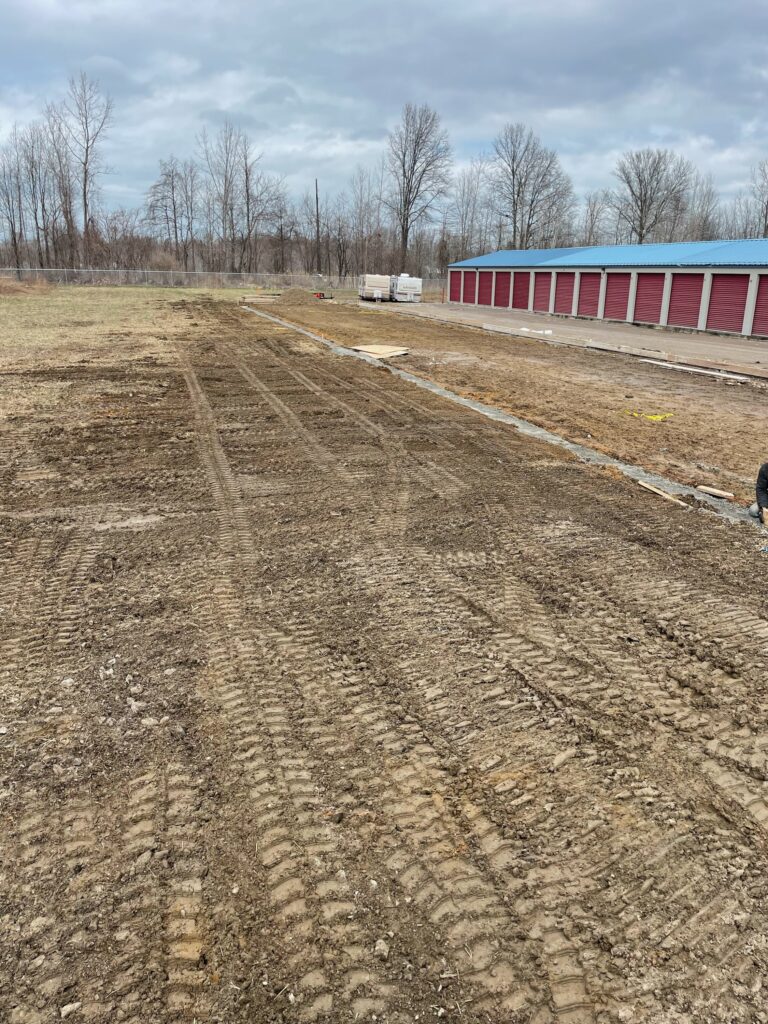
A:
[447,240,768,338]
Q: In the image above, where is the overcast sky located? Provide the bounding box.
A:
[2,0,767,208]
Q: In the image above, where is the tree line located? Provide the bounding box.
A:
[2,73,768,278]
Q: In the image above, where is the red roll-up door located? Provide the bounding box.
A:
[449,270,461,302]
[634,273,665,323]
[603,273,631,321]
[706,274,749,333]
[512,271,531,309]
[478,271,493,305]
[494,271,511,307]
[554,272,575,314]
[533,271,552,312]
[577,272,601,317]
[752,276,768,336]
[462,271,477,304]
[667,273,704,327]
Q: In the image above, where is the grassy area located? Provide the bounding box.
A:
[0,285,243,370]
[0,284,444,368]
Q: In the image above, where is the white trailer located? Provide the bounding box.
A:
[390,274,422,302]
[358,274,391,301]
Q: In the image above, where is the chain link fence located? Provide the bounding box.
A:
[0,266,446,295]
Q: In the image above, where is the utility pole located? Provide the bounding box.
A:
[315,178,321,275]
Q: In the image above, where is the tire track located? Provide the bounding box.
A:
[177,336,548,1018]
[327,544,767,1020]
[197,303,768,1019]
[175,346,414,1017]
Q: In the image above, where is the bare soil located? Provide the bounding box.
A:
[267,295,768,506]
[2,287,768,1024]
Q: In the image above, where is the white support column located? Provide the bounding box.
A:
[507,271,513,308]
[659,272,673,326]
[627,271,638,322]
[743,271,760,336]
[527,272,535,312]
[548,273,557,314]
[491,271,497,308]
[597,272,608,320]
[697,271,713,331]
[572,272,581,316]
[474,271,479,305]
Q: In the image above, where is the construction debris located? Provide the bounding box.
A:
[240,293,280,304]
[696,485,736,499]
[351,344,409,359]
[637,479,690,508]
[625,410,674,422]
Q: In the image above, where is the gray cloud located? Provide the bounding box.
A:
[1,0,767,205]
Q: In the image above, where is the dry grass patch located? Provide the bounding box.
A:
[0,285,240,371]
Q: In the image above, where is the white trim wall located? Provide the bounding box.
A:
[626,271,639,322]
[659,272,673,327]
[744,271,760,336]
[597,272,608,319]
[697,272,714,331]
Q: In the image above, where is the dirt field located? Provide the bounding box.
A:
[2,286,768,1024]
[266,294,768,506]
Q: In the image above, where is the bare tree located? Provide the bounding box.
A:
[348,164,386,274]
[578,189,611,246]
[95,206,152,268]
[385,103,452,272]
[328,193,351,278]
[683,171,721,240]
[44,104,79,267]
[199,122,242,271]
[490,123,575,249]
[59,72,113,265]
[147,157,184,263]
[750,160,768,237]
[721,189,761,239]
[295,190,320,273]
[239,139,284,274]
[0,127,25,272]
[19,123,55,267]
[271,195,297,273]
[451,158,490,259]
[610,148,693,243]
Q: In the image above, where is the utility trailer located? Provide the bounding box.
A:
[390,274,422,302]
[358,274,391,301]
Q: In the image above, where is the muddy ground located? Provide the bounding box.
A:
[2,287,768,1024]
[267,293,768,506]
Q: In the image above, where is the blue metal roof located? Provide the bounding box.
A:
[450,247,587,268]
[449,238,768,269]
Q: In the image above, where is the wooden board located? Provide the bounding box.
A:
[637,479,690,508]
[351,344,409,359]
[696,485,736,499]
